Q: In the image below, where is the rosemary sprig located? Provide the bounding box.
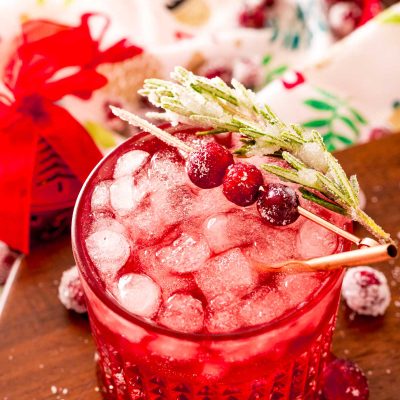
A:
[139,67,391,243]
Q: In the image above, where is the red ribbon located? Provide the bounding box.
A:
[359,0,382,26]
[0,14,142,253]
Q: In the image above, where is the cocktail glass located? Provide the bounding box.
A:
[72,126,351,400]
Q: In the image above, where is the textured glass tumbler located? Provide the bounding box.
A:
[72,131,349,400]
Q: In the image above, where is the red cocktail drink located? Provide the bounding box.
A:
[72,126,350,399]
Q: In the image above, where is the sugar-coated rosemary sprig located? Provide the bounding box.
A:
[139,67,391,243]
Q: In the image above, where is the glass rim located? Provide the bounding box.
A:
[72,133,348,342]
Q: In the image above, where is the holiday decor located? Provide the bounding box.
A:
[0,13,142,253]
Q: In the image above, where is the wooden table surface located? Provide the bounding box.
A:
[0,134,399,400]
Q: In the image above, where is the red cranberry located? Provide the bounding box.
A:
[186,142,234,189]
[257,183,299,226]
[322,359,369,400]
[214,131,233,148]
[223,162,263,206]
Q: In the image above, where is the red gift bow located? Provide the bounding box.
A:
[0,13,142,253]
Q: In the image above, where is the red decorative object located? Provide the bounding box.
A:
[0,14,142,253]
[359,0,382,26]
[238,0,275,29]
[281,71,305,90]
[174,31,194,40]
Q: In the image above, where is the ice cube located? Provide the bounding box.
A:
[190,186,234,219]
[240,287,287,327]
[195,248,257,301]
[297,220,338,259]
[158,293,204,333]
[206,307,243,333]
[138,247,197,299]
[244,227,298,265]
[90,291,148,343]
[150,185,195,226]
[148,149,187,188]
[279,273,320,308]
[124,208,169,246]
[91,180,112,212]
[85,229,130,277]
[156,233,210,273]
[114,273,161,318]
[208,292,241,311]
[203,211,257,254]
[110,176,149,216]
[203,214,235,255]
[90,217,126,235]
[205,293,243,333]
[113,150,149,179]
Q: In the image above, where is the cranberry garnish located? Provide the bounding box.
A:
[257,183,299,226]
[222,162,263,206]
[186,142,234,189]
[322,358,369,400]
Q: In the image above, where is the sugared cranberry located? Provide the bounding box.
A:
[328,1,362,38]
[322,358,369,400]
[342,266,391,316]
[257,183,299,226]
[223,163,263,206]
[186,142,234,189]
[58,266,87,314]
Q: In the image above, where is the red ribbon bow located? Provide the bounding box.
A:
[0,14,142,253]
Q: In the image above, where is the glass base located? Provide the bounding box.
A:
[93,316,335,400]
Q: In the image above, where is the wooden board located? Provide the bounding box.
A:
[1,134,399,399]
